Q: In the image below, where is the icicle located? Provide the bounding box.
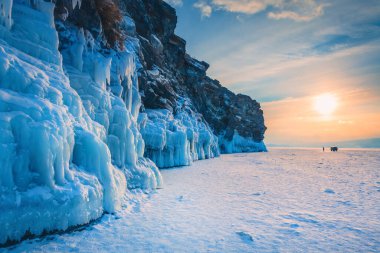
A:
[72,0,82,10]
[70,28,85,71]
[0,0,13,29]
[84,30,95,53]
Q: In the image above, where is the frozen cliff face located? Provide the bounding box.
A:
[136,66,219,168]
[0,0,266,244]
[187,74,268,154]
[139,105,219,168]
[123,0,267,158]
[61,0,265,168]
[0,0,160,245]
[55,21,162,189]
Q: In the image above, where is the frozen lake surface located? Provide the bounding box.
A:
[4,148,380,252]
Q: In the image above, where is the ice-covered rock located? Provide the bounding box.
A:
[140,107,219,168]
[0,0,12,29]
[220,132,267,153]
[56,20,162,189]
[0,0,160,245]
[0,0,266,245]
[124,0,267,158]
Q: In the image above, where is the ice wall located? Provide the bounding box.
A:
[140,107,219,168]
[57,22,162,189]
[0,0,160,245]
[220,132,268,153]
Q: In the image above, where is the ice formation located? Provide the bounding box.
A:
[220,133,267,153]
[57,23,162,189]
[140,108,219,168]
[0,0,12,29]
[0,0,266,245]
[0,0,160,244]
[122,0,267,160]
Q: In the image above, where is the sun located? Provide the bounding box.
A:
[313,93,338,116]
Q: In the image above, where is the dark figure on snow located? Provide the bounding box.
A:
[330,147,338,152]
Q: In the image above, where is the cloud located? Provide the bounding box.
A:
[212,42,380,99]
[164,0,183,7]
[194,0,326,21]
[268,9,318,21]
[194,1,213,18]
[268,1,326,21]
[178,0,380,145]
[212,0,282,14]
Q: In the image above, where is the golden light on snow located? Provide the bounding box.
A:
[313,93,338,117]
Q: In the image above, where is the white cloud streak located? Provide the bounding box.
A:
[194,1,213,18]
[268,1,326,21]
[194,0,326,21]
[212,0,282,14]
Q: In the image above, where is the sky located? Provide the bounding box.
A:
[165,0,380,147]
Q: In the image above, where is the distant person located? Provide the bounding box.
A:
[323,147,325,152]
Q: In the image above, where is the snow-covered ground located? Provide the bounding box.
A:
[4,148,380,252]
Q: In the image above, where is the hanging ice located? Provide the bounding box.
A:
[0,0,160,245]
[0,0,12,29]
[57,19,162,189]
[219,132,268,153]
[140,106,219,168]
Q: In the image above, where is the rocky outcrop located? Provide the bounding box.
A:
[53,0,266,168]
[184,56,266,152]
[0,0,266,245]
[122,0,267,155]
[55,0,266,169]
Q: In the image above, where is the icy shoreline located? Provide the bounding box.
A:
[5,149,380,252]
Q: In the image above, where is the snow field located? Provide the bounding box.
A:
[6,149,380,252]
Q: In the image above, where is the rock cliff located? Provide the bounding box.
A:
[56,0,267,166]
[0,0,266,245]
[122,0,267,161]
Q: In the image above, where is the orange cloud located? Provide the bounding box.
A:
[210,0,326,21]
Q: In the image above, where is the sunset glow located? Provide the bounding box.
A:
[173,0,380,146]
[313,93,338,117]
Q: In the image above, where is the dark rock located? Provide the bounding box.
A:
[123,0,267,150]
[54,0,267,158]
